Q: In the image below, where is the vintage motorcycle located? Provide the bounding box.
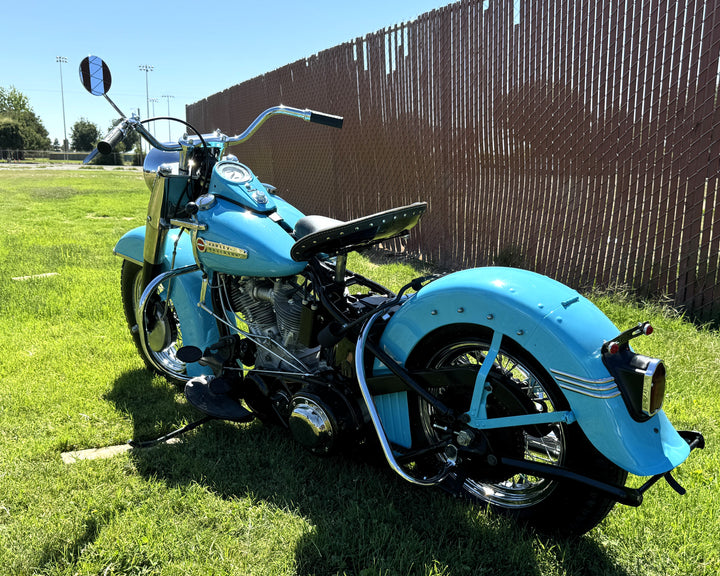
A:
[79,55,703,535]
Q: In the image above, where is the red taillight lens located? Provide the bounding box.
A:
[642,360,666,416]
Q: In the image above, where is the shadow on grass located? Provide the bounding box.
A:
[106,369,630,576]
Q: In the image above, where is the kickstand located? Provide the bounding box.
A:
[128,415,215,449]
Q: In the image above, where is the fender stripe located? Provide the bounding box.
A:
[551,369,622,399]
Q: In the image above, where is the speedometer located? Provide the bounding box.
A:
[217,162,251,183]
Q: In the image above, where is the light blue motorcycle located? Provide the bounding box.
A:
[80,56,703,535]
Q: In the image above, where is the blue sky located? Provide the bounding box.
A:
[1,1,447,145]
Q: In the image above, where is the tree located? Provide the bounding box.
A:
[0,86,30,111]
[0,86,50,150]
[70,118,100,152]
[0,116,23,148]
[0,116,23,159]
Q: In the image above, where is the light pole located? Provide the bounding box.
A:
[149,98,160,139]
[138,64,154,120]
[139,64,153,151]
[56,56,68,160]
[161,94,174,141]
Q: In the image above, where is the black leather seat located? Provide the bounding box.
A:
[290,202,427,262]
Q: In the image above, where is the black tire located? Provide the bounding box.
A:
[406,324,627,536]
[120,260,187,385]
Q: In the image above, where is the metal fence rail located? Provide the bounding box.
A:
[187,0,720,321]
[0,149,136,163]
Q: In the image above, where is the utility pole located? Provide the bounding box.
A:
[56,56,68,160]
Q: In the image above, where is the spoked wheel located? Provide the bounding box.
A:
[120,260,187,385]
[406,324,627,535]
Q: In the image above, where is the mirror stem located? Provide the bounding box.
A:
[104,94,127,120]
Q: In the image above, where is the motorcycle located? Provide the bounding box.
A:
[79,55,704,535]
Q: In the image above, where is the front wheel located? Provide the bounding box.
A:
[406,324,627,535]
[120,260,187,385]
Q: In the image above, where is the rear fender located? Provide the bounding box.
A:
[374,267,690,476]
[115,226,217,377]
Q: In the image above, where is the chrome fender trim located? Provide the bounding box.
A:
[551,369,622,400]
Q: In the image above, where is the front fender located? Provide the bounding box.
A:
[376,267,690,476]
[113,225,197,269]
[114,226,217,377]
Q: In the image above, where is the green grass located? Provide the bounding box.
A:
[0,168,717,575]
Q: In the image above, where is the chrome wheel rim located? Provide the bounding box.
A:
[133,272,187,379]
[420,339,565,509]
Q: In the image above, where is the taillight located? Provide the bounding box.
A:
[603,349,667,422]
[642,359,666,416]
[601,322,667,421]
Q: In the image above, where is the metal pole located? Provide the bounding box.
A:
[139,64,153,119]
[162,94,175,141]
[138,64,154,149]
[56,56,68,160]
[136,108,144,164]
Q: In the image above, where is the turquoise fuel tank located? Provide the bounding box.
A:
[194,195,306,277]
[193,162,307,277]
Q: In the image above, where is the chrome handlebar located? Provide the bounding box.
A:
[143,105,342,151]
[85,105,342,165]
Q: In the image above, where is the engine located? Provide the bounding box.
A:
[227,276,368,453]
[227,277,321,371]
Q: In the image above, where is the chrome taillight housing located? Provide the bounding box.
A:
[641,357,666,416]
[601,323,667,421]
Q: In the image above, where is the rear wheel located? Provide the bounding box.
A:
[120,260,187,385]
[406,324,627,535]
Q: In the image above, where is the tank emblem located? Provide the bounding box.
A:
[196,237,248,259]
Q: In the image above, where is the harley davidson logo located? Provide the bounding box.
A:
[196,237,248,259]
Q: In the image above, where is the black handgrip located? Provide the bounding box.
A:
[309,111,344,129]
[97,122,127,155]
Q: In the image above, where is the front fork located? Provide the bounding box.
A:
[140,173,171,291]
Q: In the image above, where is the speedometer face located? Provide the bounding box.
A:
[218,162,251,183]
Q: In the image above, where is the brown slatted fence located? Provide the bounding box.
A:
[187,0,720,322]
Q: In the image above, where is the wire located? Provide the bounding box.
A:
[140,116,208,148]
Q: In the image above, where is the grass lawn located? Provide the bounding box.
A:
[0,168,717,575]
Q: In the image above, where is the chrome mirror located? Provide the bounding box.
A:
[79,55,112,96]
